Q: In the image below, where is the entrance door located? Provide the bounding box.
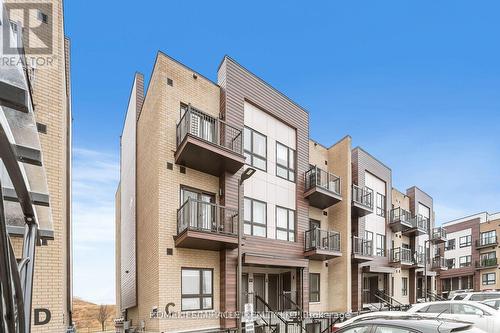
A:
[242,274,249,311]
[369,276,379,303]
[280,272,292,310]
[268,274,279,310]
[181,188,215,231]
[254,274,265,312]
[417,277,423,299]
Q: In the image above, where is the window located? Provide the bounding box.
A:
[181,268,213,311]
[309,273,320,303]
[417,303,450,313]
[470,293,500,301]
[309,219,321,230]
[459,255,472,267]
[244,198,266,237]
[446,258,455,269]
[445,239,456,250]
[482,273,496,286]
[451,304,485,316]
[180,187,215,231]
[276,142,295,182]
[340,326,371,333]
[376,193,386,217]
[376,234,386,256]
[480,230,496,245]
[276,206,295,241]
[459,235,472,248]
[402,277,408,296]
[365,231,374,255]
[374,327,412,333]
[244,127,267,171]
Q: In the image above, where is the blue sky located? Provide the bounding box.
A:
[66,1,500,304]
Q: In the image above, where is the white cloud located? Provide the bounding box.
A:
[73,147,118,304]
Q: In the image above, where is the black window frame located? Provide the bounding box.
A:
[244,126,267,171]
[275,141,296,182]
[275,206,296,242]
[482,273,496,286]
[244,197,267,237]
[181,268,214,311]
[376,233,386,256]
[309,273,320,303]
[459,235,472,248]
[459,255,472,267]
[445,238,456,251]
[376,193,386,217]
[446,258,455,269]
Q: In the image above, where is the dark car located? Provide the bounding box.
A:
[334,316,485,333]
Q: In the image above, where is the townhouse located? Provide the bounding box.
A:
[438,212,500,298]
[2,0,73,332]
[115,52,442,332]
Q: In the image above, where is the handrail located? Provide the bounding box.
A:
[281,291,302,313]
[476,236,498,247]
[305,228,341,252]
[390,247,413,263]
[304,166,341,195]
[176,105,243,154]
[432,256,446,268]
[390,207,412,224]
[254,294,289,327]
[320,317,341,333]
[432,227,447,240]
[476,257,498,268]
[352,184,373,209]
[177,198,238,235]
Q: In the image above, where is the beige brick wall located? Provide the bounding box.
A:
[8,0,71,331]
[479,219,500,290]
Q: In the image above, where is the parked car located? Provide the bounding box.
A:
[480,298,500,310]
[333,316,485,333]
[449,291,500,301]
[335,311,407,329]
[448,289,474,300]
[407,301,500,333]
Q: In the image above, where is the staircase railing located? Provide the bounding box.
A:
[374,290,409,311]
[255,294,299,333]
[426,290,445,302]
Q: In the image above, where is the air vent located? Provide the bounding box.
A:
[166,248,173,255]
[167,78,173,86]
[323,211,328,216]
[180,166,186,174]
[167,162,173,170]
[36,122,47,134]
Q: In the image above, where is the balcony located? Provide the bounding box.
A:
[304,229,342,260]
[174,198,238,250]
[475,258,498,270]
[352,236,374,262]
[304,166,342,209]
[352,184,374,217]
[402,215,428,236]
[175,106,245,176]
[389,207,413,232]
[431,256,447,271]
[414,252,426,268]
[476,236,498,250]
[430,227,447,244]
[389,247,414,267]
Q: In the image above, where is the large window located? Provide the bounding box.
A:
[445,238,456,251]
[244,198,267,237]
[276,206,295,241]
[376,193,386,217]
[244,127,267,171]
[402,277,408,296]
[481,230,496,245]
[459,255,472,267]
[459,235,472,248]
[276,142,295,182]
[482,273,496,286]
[365,230,374,255]
[181,268,213,311]
[376,234,386,256]
[309,273,320,303]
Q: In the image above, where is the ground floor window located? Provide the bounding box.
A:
[309,273,320,302]
[181,268,213,311]
[402,277,408,296]
[482,273,496,286]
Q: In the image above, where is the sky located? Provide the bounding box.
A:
[65,1,500,304]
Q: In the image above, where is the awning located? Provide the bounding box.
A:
[362,265,396,274]
[243,253,308,268]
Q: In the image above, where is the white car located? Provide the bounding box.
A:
[335,311,407,329]
[407,301,500,333]
[480,298,500,310]
[450,291,500,302]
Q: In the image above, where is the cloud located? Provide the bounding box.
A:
[73,147,118,304]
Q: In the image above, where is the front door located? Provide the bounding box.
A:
[369,276,379,303]
[254,274,265,312]
[280,272,292,310]
[181,188,215,231]
[268,274,279,310]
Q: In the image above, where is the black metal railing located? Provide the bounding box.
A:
[390,247,413,264]
[476,236,498,248]
[304,166,341,196]
[413,215,429,232]
[431,227,447,240]
[352,184,373,210]
[415,252,426,266]
[177,198,238,235]
[176,106,243,154]
[476,257,498,268]
[305,229,341,252]
[352,236,373,256]
[390,207,412,224]
[431,256,446,269]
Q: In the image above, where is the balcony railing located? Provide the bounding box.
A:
[390,207,412,224]
[305,229,341,252]
[304,166,341,196]
[431,227,447,240]
[390,247,413,264]
[352,236,373,256]
[413,215,429,231]
[476,236,498,248]
[176,106,243,155]
[352,184,373,210]
[476,258,498,269]
[177,198,238,236]
[431,256,446,270]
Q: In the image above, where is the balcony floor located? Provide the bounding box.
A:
[352,202,373,217]
[304,248,342,261]
[352,253,375,263]
[389,219,413,233]
[174,228,238,250]
[402,227,427,237]
[175,134,245,176]
[304,186,342,210]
